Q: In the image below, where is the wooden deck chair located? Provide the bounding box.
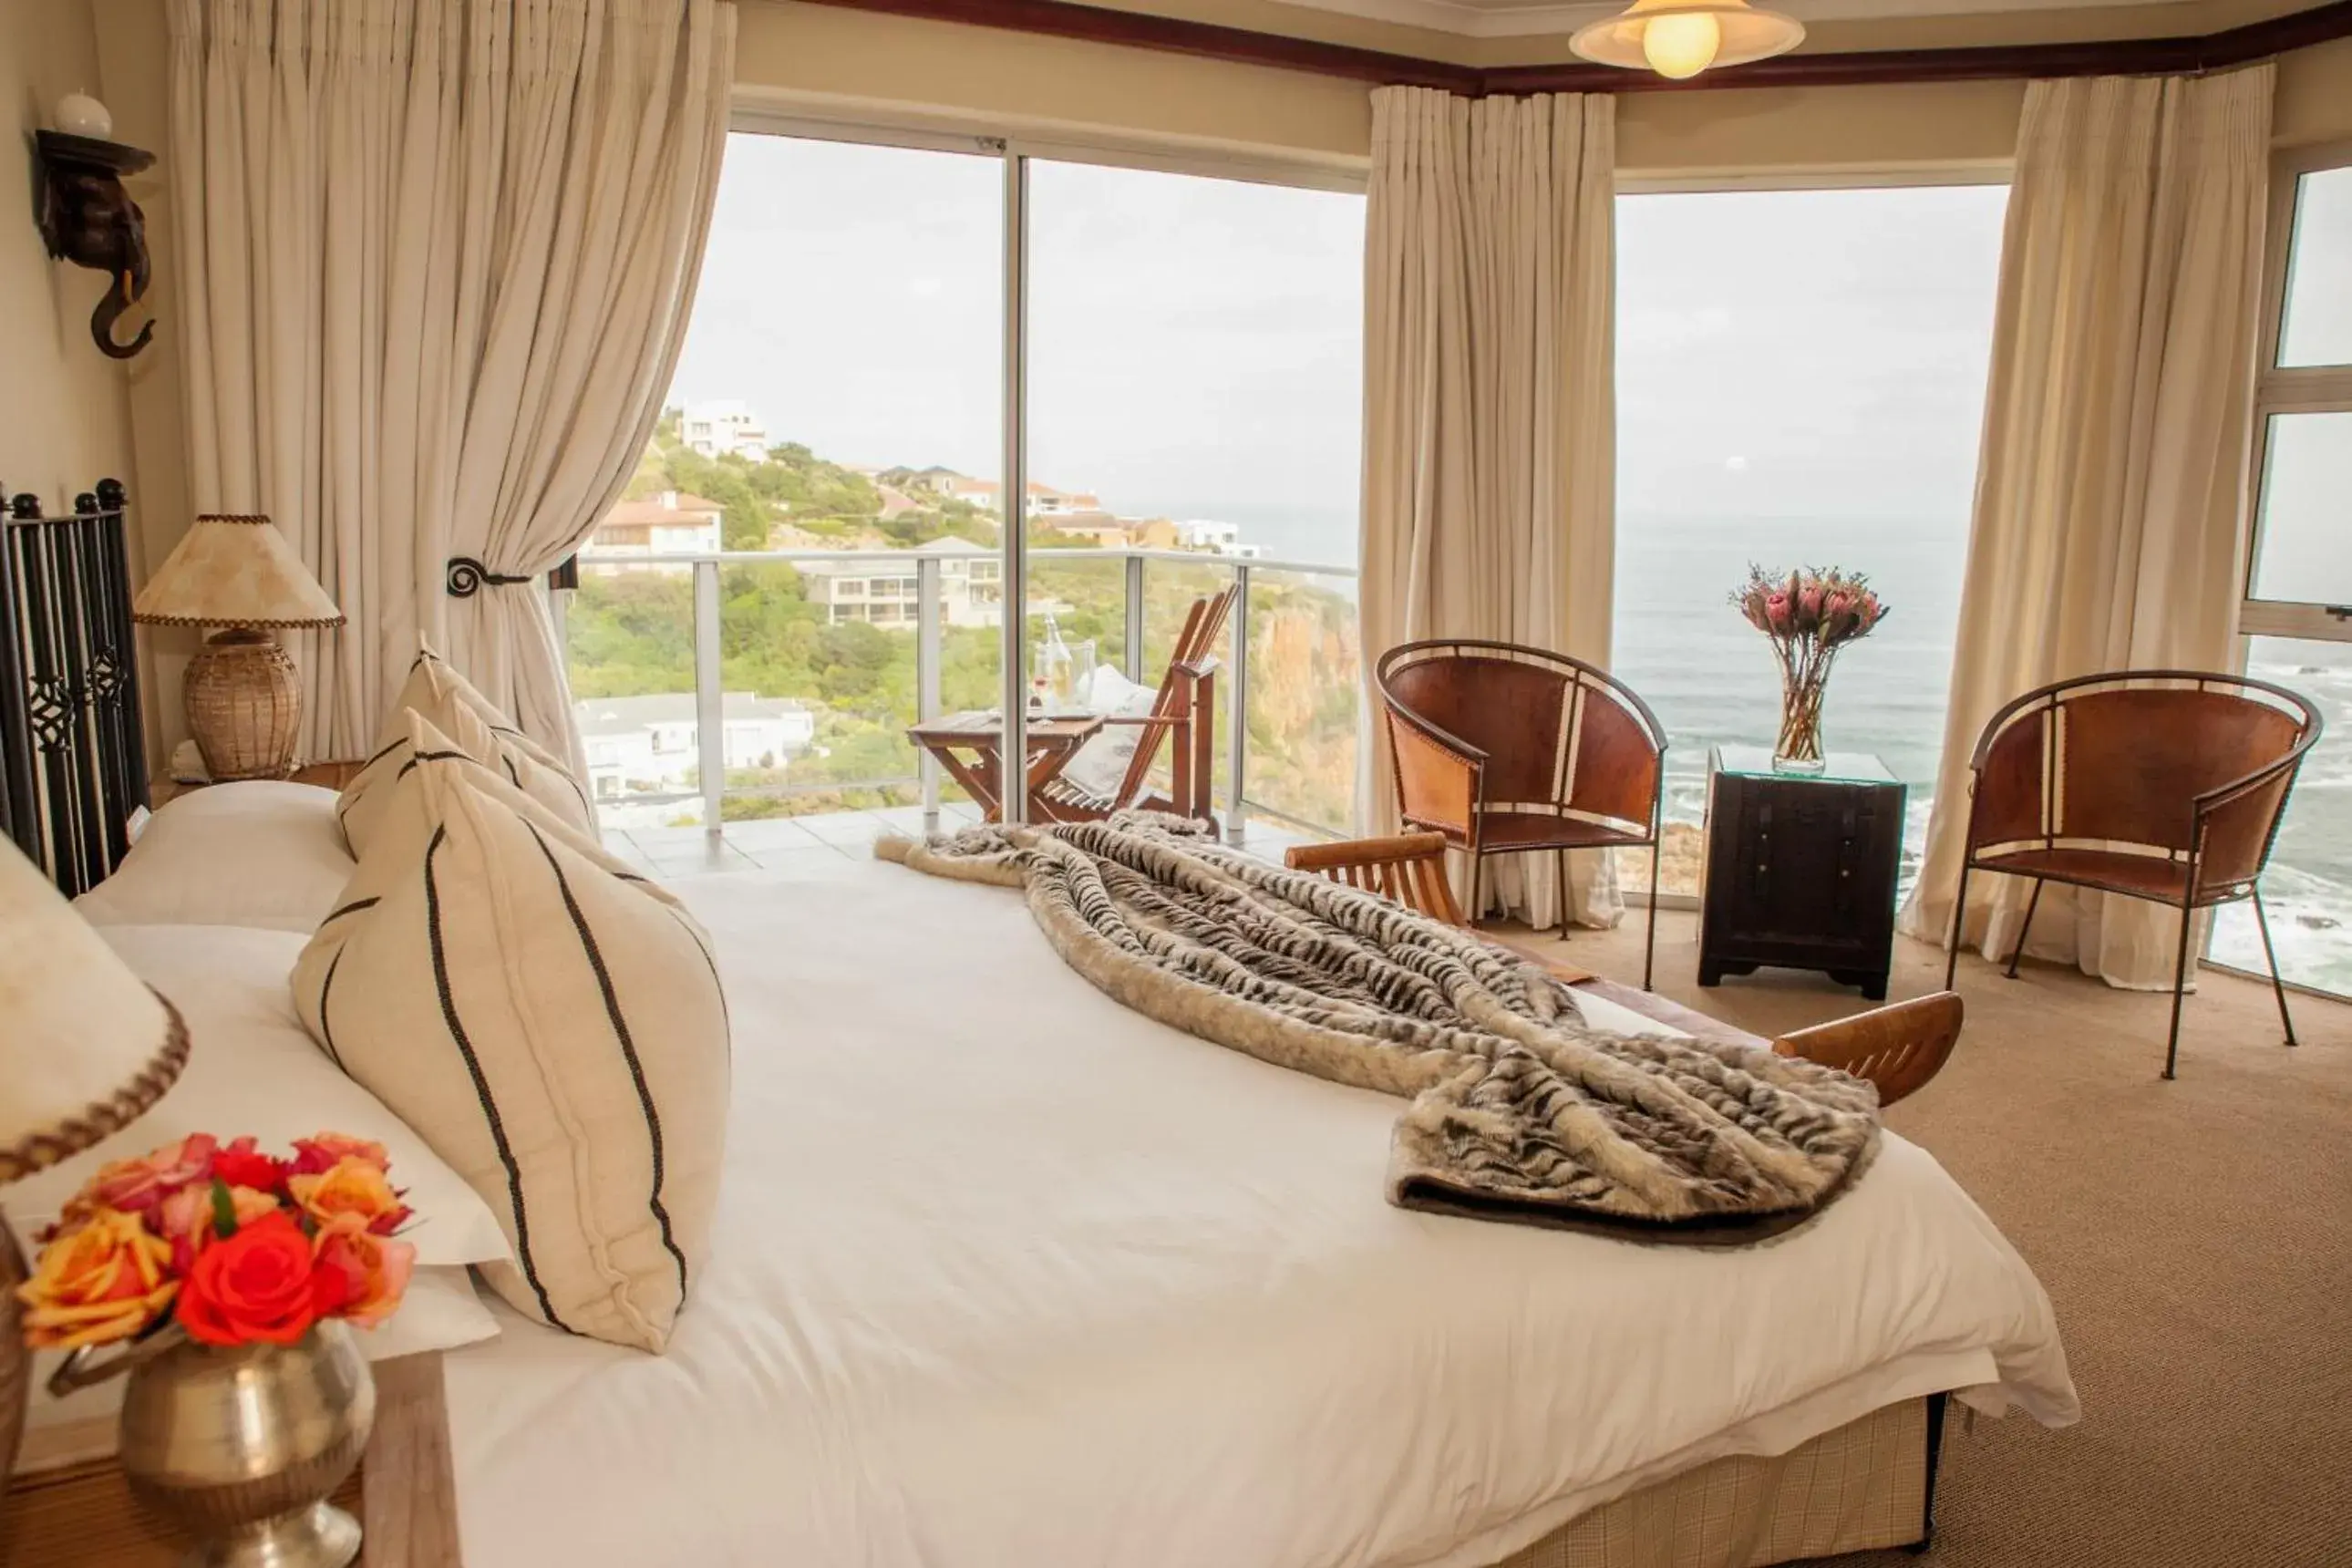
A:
[1032,583,1238,825]
[1287,832,1963,1108]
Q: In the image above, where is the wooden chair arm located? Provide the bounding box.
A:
[1773,992,1963,1108]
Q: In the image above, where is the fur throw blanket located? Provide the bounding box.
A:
[878,813,1880,1243]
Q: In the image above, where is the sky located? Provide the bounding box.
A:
[669,133,2345,599]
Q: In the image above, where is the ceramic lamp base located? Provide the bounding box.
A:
[184,627,301,781]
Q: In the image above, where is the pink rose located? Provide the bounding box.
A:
[80,1135,220,1226]
[288,1134,392,1178]
[157,1182,284,1274]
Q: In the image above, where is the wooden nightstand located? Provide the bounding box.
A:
[1697,744,1905,1000]
[150,759,365,806]
[2,1354,458,1567]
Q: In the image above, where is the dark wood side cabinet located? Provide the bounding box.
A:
[1697,745,1904,1000]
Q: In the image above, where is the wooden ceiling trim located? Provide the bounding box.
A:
[786,0,2352,92]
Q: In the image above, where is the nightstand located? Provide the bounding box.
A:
[1697,744,1905,1000]
[150,759,364,805]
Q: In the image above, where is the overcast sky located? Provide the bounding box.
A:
[669,135,2345,598]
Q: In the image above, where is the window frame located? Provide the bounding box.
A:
[2238,139,2352,643]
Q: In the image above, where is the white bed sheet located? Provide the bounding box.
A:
[441,855,2077,1568]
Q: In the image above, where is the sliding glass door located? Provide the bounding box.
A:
[565,122,1368,846]
[1026,158,1365,834]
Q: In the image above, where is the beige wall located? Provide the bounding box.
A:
[1,0,140,514]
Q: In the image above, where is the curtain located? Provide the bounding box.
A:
[1359,85,1618,930]
[1898,66,2275,988]
[168,0,735,772]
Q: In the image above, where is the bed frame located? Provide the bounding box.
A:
[15,530,1953,1568]
[0,479,149,896]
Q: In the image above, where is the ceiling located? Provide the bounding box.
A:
[1262,0,2200,40]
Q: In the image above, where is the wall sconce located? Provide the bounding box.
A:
[33,94,156,360]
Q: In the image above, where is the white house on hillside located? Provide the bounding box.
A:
[794,539,1004,629]
[589,491,725,569]
[1174,519,1262,558]
[680,400,770,462]
[575,693,815,800]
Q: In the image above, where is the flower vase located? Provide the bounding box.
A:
[51,1319,375,1568]
[1774,660,1831,773]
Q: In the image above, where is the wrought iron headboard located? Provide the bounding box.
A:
[1,479,150,894]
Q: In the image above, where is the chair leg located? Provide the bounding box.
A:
[1469,853,1486,933]
[2163,900,2195,1081]
[2004,879,2044,979]
[1945,860,1973,991]
[1643,836,1661,993]
[2251,887,2298,1048]
[1556,849,1570,943]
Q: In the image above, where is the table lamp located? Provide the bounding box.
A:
[132,512,343,780]
[0,836,191,1489]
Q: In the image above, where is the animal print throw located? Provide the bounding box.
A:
[879,813,1880,1243]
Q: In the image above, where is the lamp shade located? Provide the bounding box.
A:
[132,513,343,629]
[1569,0,1805,77]
[0,838,190,1185]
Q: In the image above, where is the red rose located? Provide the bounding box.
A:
[176,1212,343,1346]
[211,1138,287,1195]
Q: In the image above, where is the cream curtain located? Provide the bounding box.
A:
[1898,67,2275,988]
[169,0,735,770]
[1360,85,1618,930]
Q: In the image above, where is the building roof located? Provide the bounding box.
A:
[575,692,809,738]
[602,492,724,526]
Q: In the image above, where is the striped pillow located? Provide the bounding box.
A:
[293,716,728,1352]
[339,686,592,856]
[370,645,592,820]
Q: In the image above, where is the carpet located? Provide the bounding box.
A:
[1506,912,2352,1568]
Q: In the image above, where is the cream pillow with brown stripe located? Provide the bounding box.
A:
[293,714,728,1353]
[368,645,592,822]
[338,679,590,856]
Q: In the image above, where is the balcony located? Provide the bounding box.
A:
[559,545,1361,877]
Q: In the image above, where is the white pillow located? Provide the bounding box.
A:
[3,923,514,1273]
[74,782,355,934]
[377,645,590,817]
[339,680,592,857]
[1061,664,1160,800]
[291,734,729,1353]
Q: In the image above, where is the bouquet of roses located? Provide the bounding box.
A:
[16,1132,416,1352]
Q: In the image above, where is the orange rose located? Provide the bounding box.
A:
[287,1133,390,1178]
[286,1157,411,1236]
[17,1208,178,1350]
[311,1213,416,1328]
[157,1183,284,1274]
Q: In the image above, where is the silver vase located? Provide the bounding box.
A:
[52,1319,375,1568]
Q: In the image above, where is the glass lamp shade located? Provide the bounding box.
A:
[1569,0,1806,77]
[0,837,189,1185]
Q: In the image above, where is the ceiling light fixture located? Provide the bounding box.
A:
[1568,0,1806,80]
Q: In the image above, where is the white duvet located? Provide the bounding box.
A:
[442,855,2077,1568]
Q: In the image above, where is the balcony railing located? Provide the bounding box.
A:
[557,545,1363,842]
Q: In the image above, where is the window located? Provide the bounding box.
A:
[2210,150,2352,999]
[1611,183,2010,898]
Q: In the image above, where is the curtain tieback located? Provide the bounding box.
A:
[446,558,535,597]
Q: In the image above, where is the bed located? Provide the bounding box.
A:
[30,789,2078,1568]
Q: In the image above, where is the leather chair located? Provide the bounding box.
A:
[1945,669,2322,1078]
[1375,640,1668,989]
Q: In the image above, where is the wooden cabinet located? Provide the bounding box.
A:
[1697,746,1904,1001]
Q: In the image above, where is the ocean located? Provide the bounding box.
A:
[1123,500,2352,997]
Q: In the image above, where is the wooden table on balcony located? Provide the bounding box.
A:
[908,708,1105,821]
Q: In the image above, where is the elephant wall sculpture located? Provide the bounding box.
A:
[34,130,157,360]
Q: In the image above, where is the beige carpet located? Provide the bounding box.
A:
[1508,912,2352,1568]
